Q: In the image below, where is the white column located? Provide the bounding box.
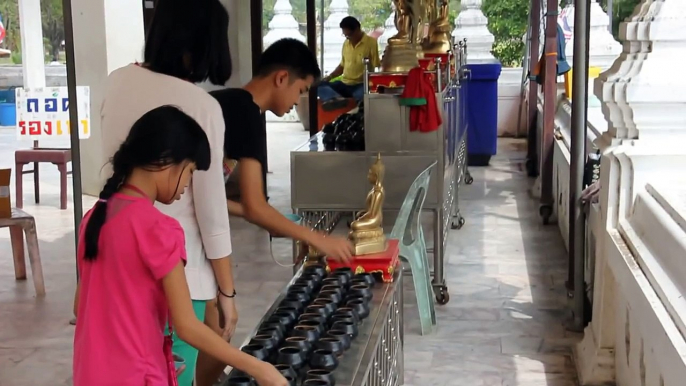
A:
[323,0,349,74]
[263,0,306,48]
[72,0,145,195]
[18,0,46,89]
[577,0,686,383]
[378,4,398,55]
[564,1,621,70]
[452,0,495,62]
[263,0,305,122]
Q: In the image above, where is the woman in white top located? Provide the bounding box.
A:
[98,1,277,385]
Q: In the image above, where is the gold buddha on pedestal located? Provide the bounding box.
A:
[381,0,420,72]
[422,0,453,54]
[349,154,388,256]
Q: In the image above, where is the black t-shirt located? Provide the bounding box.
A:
[210,88,267,171]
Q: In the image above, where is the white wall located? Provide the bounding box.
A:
[497,67,525,137]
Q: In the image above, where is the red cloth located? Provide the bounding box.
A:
[400,67,442,133]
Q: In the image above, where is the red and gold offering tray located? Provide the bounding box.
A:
[327,239,400,283]
[368,56,449,93]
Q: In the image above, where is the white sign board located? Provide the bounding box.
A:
[15,86,91,139]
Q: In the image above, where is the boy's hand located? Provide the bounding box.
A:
[311,234,354,264]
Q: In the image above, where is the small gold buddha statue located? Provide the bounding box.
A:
[422,0,452,54]
[349,154,388,255]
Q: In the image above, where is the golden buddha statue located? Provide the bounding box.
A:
[422,0,453,54]
[381,0,420,72]
[349,154,387,255]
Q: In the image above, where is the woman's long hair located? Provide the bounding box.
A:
[144,0,232,85]
[83,106,211,261]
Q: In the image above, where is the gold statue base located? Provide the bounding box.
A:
[353,237,388,256]
[422,37,452,54]
[381,42,420,73]
[422,27,452,54]
[349,228,388,256]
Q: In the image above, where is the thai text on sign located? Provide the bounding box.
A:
[15,87,91,139]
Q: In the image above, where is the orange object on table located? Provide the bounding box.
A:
[327,239,400,283]
[317,98,357,129]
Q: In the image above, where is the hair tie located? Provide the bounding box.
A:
[98,199,108,204]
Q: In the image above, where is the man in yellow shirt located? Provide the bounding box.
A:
[319,16,381,104]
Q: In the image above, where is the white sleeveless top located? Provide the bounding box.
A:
[100,64,232,300]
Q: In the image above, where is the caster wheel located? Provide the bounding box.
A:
[539,205,553,225]
[436,288,450,305]
[451,216,465,230]
[465,174,474,185]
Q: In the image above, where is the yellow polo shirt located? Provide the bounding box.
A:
[340,34,381,85]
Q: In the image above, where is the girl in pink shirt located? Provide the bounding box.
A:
[73,106,286,386]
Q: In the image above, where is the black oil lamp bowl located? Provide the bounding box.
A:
[321,277,343,289]
[240,344,269,362]
[306,369,337,386]
[274,306,299,324]
[256,325,285,344]
[325,330,352,351]
[276,347,306,370]
[297,319,327,336]
[309,349,339,372]
[249,334,279,355]
[226,375,255,386]
[283,336,313,357]
[316,337,345,357]
[331,320,359,339]
[312,298,338,315]
[291,325,321,345]
[349,284,373,302]
[333,307,361,325]
[317,290,343,305]
[274,364,297,379]
[303,264,327,279]
[352,272,376,287]
[319,284,345,299]
[298,313,328,327]
[345,298,371,320]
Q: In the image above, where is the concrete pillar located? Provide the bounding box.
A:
[323,0,349,74]
[564,0,621,70]
[576,0,686,383]
[452,0,495,62]
[18,0,46,89]
[263,0,305,122]
[72,0,145,195]
[378,4,398,55]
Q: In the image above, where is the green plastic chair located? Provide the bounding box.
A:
[389,161,438,335]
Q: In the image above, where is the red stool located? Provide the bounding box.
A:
[15,148,72,210]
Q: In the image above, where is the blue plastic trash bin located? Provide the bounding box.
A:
[0,102,16,126]
[459,62,502,166]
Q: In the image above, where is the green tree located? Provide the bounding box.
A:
[482,0,530,66]
[41,0,64,61]
[0,0,21,52]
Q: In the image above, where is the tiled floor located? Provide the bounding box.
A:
[0,124,579,385]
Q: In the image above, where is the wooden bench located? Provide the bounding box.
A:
[1,208,44,296]
[15,148,71,210]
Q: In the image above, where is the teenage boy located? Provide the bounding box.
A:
[195,38,354,386]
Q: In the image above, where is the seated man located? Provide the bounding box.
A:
[318,16,380,105]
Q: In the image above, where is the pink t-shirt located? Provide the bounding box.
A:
[73,193,187,386]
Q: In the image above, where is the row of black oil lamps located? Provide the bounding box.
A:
[322,107,365,152]
[224,265,377,386]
